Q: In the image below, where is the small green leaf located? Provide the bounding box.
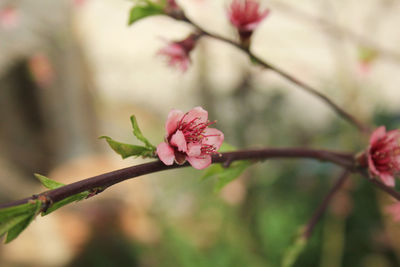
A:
[281,236,307,267]
[130,115,155,149]
[128,1,164,25]
[0,201,41,242]
[5,201,41,243]
[34,173,64,189]
[0,213,31,237]
[100,136,155,159]
[43,192,89,216]
[218,142,237,152]
[202,160,252,192]
[202,164,224,181]
[249,54,260,65]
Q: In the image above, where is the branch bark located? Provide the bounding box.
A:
[0,148,355,210]
[303,169,350,239]
[180,17,370,133]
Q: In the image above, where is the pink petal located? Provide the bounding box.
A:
[157,142,175,165]
[386,129,400,142]
[370,126,386,145]
[183,106,208,125]
[187,155,212,170]
[242,9,270,31]
[202,128,224,150]
[367,152,380,177]
[187,143,202,157]
[380,173,395,187]
[170,130,187,152]
[165,109,184,135]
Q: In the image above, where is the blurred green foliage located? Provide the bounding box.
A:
[63,82,400,266]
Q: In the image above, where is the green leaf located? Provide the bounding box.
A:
[128,0,164,25]
[43,192,89,216]
[281,236,307,267]
[202,160,252,192]
[0,201,41,242]
[130,115,155,149]
[249,54,260,65]
[34,173,64,189]
[5,201,41,243]
[0,213,31,237]
[100,136,155,159]
[218,142,237,152]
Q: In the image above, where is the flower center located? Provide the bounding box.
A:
[175,114,220,155]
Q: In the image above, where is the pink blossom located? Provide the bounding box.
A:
[73,0,87,7]
[367,126,400,187]
[158,34,199,72]
[157,107,224,169]
[166,0,179,9]
[228,0,270,37]
[386,202,400,222]
[0,6,19,30]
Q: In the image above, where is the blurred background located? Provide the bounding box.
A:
[1,0,400,266]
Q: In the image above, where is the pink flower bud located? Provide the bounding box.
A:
[158,33,199,72]
[228,0,270,46]
[157,107,224,169]
[367,126,400,187]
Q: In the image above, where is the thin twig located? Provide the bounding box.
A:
[0,148,355,210]
[368,178,400,201]
[303,169,350,239]
[272,1,400,63]
[181,17,370,133]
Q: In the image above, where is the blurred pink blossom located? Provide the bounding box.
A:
[228,0,269,42]
[158,34,199,72]
[157,107,224,169]
[28,53,54,88]
[167,0,179,9]
[73,0,87,7]
[386,202,400,222]
[0,6,19,30]
[367,126,400,187]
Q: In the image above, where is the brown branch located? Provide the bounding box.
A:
[303,169,350,239]
[181,17,370,133]
[0,148,355,210]
[368,177,400,201]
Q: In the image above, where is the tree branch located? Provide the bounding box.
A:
[181,17,370,133]
[0,148,355,210]
[303,169,350,239]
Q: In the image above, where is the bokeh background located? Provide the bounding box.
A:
[1,0,400,266]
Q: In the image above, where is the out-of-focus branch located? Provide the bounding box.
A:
[272,1,400,63]
[181,18,370,133]
[0,147,355,210]
[303,169,350,239]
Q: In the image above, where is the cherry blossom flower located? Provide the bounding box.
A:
[367,126,400,187]
[0,6,19,30]
[228,0,270,45]
[158,34,199,72]
[157,107,224,169]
